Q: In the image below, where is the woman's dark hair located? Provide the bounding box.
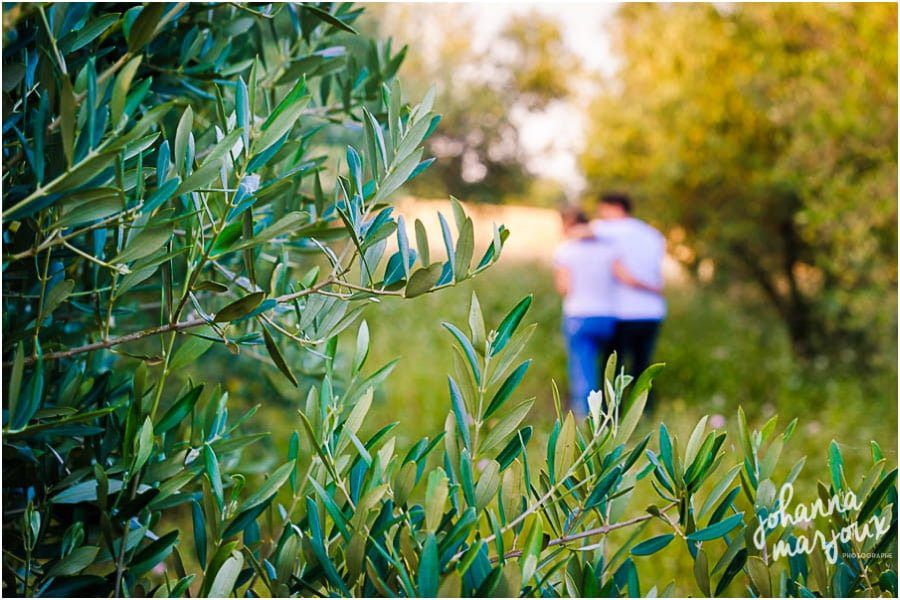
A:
[600,192,632,214]
[560,205,589,225]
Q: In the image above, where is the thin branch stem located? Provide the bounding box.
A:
[13,318,206,366]
[113,477,141,596]
[451,431,611,564]
[32,243,52,350]
[496,501,678,561]
[63,240,129,274]
[6,203,144,263]
[226,1,284,18]
[7,271,406,366]
[504,435,603,533]
[3,130,126,220]
[334,280,403,296]
[38,6,67,75]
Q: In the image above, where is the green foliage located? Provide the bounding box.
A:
[331,261,898,597]
[581,3,898,362]
[2,3,896,598]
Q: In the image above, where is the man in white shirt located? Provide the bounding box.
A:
[592,193,666,392]
[553,207,619,417]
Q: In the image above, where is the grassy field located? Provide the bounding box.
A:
[356,258,897,462]
[195,254,896,595]
[236,253,897,495]
[352,257,897,594]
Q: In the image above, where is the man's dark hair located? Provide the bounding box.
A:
[561,205,589,225]
[600,192,632,214]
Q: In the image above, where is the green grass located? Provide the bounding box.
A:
[184,256,896,595]
[352,257,896,595]
[360,258,897,467]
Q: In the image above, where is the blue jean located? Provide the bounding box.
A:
[563,316,617,417]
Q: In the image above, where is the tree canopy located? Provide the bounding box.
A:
[581,3,897,362]
[368,5,580,204]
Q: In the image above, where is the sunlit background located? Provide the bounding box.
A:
[254,3,900,450]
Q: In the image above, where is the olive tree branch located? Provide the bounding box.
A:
[496,501,678,561]
[8,272,408,366]
[15,317,208,366]
[6,204,145,263]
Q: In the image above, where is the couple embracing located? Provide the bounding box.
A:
[553,193,666,418]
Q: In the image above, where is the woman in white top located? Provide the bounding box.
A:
[553,207,619,417]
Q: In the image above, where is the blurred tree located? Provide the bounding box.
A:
[581,3,897,362]
[498,13,579,110]
[365,6,582,203]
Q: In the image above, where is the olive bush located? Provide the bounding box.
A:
[2,3,896,598]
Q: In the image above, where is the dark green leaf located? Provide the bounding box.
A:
[60,76,75,166]
[214,292,266,323]
[490,296,532,356]
[156,385,203,435]
[262,325,298,386]
[229,212,306,251]
[454,217,474,282]
[132,417,153,472]
[128,530,179,576]
[204,444,224,512]
[210,222,244,256]
[6,343,25,423]
[239,461,294,512]
[222,498,270,539]
[191,500,207,565]
[484,360,530,419]
[127,4,164,52]
[694,548,711,596]
[114,224,173,264]
[111,55,142,126]
[169,336,213,372]
[858,468,898,523]
[374,148,423,203]
[45,546,100,578]
[52,479,124,504]
[56,193,121,228]
[448,376,471,451]
[308,478,350,540]
[41,278,74,319]
[714,549,748,596]
[255,79,309,153]
[631,534,674,556]
[60,13,120,52]
[481,398,533,454]
[194,280,228,293]
[496,427,532,469]
[405,262,443,298]
[442,322,481,385]
[418,533,439,597]
[585,466,623,509]
[828,440,844,492]
[686,512,744,542]
[300,4,358,34]
[176,128,242,195]
[459,449,476,507]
